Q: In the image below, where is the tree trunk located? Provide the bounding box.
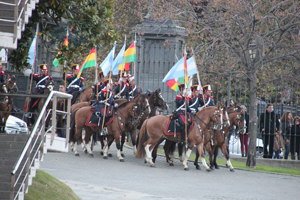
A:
[246,66,258,167]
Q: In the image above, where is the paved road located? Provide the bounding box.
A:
[40,143,300,200]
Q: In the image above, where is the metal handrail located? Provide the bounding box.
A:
[11,91,72,175]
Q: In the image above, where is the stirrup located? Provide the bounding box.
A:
[25,112,33,118]
[100,127,108,136]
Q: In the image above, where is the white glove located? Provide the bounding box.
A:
[114,103,118,108]
[191,110,196,114]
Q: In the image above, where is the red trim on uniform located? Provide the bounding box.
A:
[49,76,53,80]
[80,77,84,82]
[67,75,71,78]
[1,71,5,76]
[34,74,39,78]
[176,95,182,100]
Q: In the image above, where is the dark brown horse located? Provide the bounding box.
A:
[195,105,245,172]
[135,106,224,171]
[71,94,149,161]
[0,74,18,132]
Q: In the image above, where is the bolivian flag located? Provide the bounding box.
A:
[77,48,96,78]
[53,34,69,67]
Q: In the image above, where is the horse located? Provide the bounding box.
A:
[100,88,169,157]
[193,105,245,172]
[135,106,224,171]
[0,74,18,132]
[161,106,230,167]
[70,94,149,162]
[27,79,55,128]
[78,87,94,102]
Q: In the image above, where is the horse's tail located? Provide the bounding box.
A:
[135,119,149,158]
[69,108,79,143]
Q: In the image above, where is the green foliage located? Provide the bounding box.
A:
[9,0,115,71]
[25,170,80,200]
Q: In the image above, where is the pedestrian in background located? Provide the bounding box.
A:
[288,116,300,160]
[280,111,293,159]
[239,105,249,157]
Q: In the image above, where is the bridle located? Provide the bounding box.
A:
[153,91,168,112]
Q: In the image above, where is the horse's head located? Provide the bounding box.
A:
[5,74,18,93]
[130,94,151,126]
[221,106,230,128]
[44,79,55,93]
[151,88,168,112]
[228,105,246,134]
[212,106,224,131]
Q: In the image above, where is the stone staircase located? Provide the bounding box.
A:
[0,134,41,200]
[0,0,39,49]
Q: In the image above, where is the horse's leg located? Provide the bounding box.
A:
[178,142,184,162]
[114,133,125,162]
[83,128,94,157]
[106,136,114,157]
[197,142,211,172]
[163,140,175,166]
[103,135,113,159]
[204,141,214,170]
[213,146,220,169]
[99,135,105,155]
[220,143,234,172]
[120,132,126,157]
[194,149,201,170]
[144,141,156,167]
[74,122,84,156]
[131,128,137,155]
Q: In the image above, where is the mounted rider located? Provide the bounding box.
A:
[127,74,140,100]
[199,83,215,109]
[63,64,84,104]
[114,72,129,100]
[189,84,200,113]
[92,71,106,95]
[93,79,117,126]
[174,83,192,142]
[26,63,53,114]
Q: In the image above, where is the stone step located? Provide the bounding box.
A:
[0,142,26,150]
[0,134,29,142]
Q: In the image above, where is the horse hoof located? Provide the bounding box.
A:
[206,169,211,172]
[169,163,174,166]
[184,167,189,171]
[144,159,147,164]
[100,152,103,155]
[121,153,125,157]
[195,165,201,170]
[108,153,113,157]
[225,164,229,168]
[75,153,80,156]
[103,156,108,159]
[150,164,155,167]
[210,166,214,170]
[215,165,220,169]
[89,154,94,157]
[230,168,235,172]
[120,159,125,162]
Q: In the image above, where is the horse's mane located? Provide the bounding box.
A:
[80,86,92,93]
[117,101,132,109]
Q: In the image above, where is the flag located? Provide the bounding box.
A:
[100,42,117,77]
[28,35,37,66]
[123,41,136,63]
[184,52,189,88]
[162,56,197,83]
[53,33,69,67]
[112,43,126,75]
[166,77,187,92]
[77,48,96,78]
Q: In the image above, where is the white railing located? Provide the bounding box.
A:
[10,91,72,200]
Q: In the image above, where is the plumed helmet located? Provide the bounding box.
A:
[71,64,79,70]
[99,71,104,78]
[39,64,48,71]
[203,83,212,91]
[178,83,185,90]
[191,84,199,92]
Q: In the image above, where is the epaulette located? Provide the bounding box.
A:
[80,77,84,82]
[1,71,5,76]
[114,82,118,86]
[101,88,107,93]
[67,75,72,78]
[34,74,39,78]
[49,76,53,80]
[176,94,182,100]
[126,83,130,89]
[210,96,214,100]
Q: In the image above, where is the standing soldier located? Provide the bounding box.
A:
[127,74,140,100]
[114,72,129,100]
[199,83,215,109]
[27,63,53,115]
[63,64,84,104]
[174,83,192,143]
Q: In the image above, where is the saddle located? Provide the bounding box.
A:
[164,115,194,137]
[85,107,114,127]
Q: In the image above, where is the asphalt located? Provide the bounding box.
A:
[40,143,300,200]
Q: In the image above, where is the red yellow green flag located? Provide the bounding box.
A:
[119,42,136,70]
[53,34,69,67]
[77,48,96,78]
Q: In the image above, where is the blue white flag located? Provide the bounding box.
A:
[28,35,37,66]
[112,42,126,75]
[162,56,197,83]
[100,42,117,77]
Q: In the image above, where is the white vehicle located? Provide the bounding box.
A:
[5,115,28,134]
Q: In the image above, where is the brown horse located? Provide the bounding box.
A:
[71,94,149,161]
[194,105,245,172]
[0,74,18,132]
[79,87,94,102]
[161,106,230,166]
[135,106,224,171]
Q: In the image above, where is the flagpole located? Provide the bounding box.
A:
[95,46,99,101]
[191,47,206,107]
[102,42,116,129]
[63,28,69,111]
[119,36,126,99]
[184,48,188,146]
[26,22,39,112]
